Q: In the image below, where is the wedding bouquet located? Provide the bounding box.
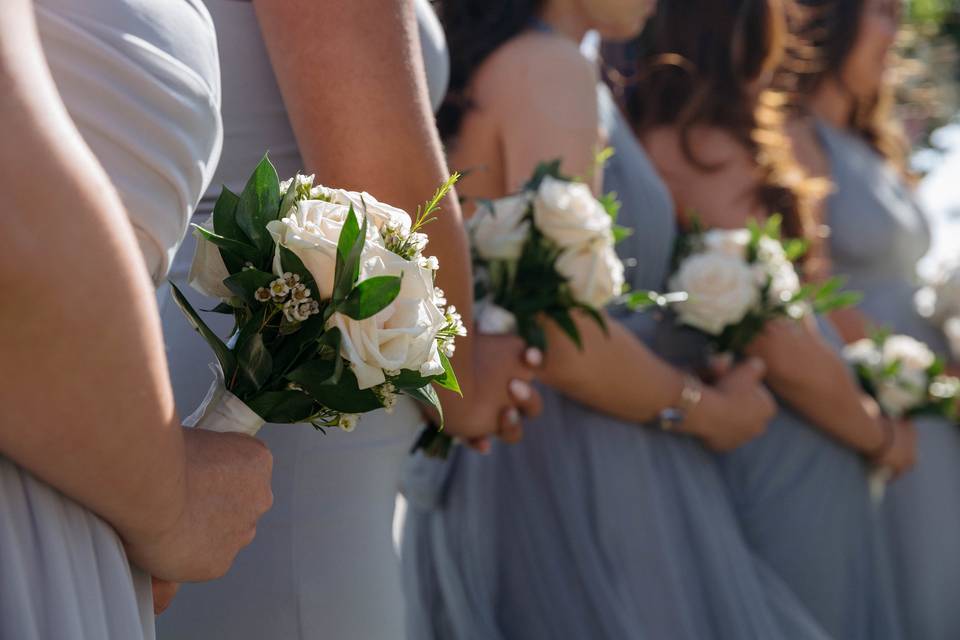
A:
[665,215,858,354]
[175,156,464,437]
[844,332,959,420]
[916,260,960,361]
[468,160,626,347]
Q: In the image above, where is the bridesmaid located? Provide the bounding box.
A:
[1,1,273,638]
[785,0,960,636]
[157,1,539,639]
[635,2,909,638]
[400,1,833,638]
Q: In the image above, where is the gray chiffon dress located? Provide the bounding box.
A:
[398,85,830,640]
[0,1,222,638]
[820,119,960,640]
[156,2,449,638]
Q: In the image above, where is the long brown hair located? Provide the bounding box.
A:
[627,0,822,241]
[782,0,909,171]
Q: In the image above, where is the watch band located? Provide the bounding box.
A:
[659,374,703,432]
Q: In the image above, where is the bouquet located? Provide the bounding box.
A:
[663,215,858,354]
[468,160,626,348]
[414,161,626,456]
[916,260,960,361]
[844,332,959,421]
[175,156,464,437]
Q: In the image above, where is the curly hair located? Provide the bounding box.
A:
[626,0,824,242]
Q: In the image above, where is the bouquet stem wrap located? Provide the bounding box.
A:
[184,364,266,436]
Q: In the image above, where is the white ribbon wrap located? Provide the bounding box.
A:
[183,364,265,436]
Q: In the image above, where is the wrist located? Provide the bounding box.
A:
[862,416,895,462]
[658,374,704,433]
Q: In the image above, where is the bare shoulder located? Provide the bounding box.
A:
[643,125,749,174]
[471,32,597,121]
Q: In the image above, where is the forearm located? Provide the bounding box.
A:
[253,0,477,399]
[539,311,685,423]
[0,0,186,543]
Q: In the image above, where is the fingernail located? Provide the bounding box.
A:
[505,407,521,425]
[476,439,492,455]
[509,379,532,402]
[525,347,544,368]
[748,357,766,373]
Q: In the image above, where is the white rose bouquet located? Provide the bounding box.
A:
[468,160,626,349]
[174,156,464,438]
[844,332,959,420]
[662,215,858,354]
[916,260,960,361]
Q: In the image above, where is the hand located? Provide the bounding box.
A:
[743,317,828,390]
[686,358,776,452]
[873,418,917,478]
[125,428,273,582]
[151,577,179,615]
[442,334,543,450]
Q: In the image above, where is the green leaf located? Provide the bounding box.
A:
[404,384,444,427]
[524,159,565,190]
[548,309,583,350]
[273,314,327,375]
[332,206,367,304]
[286,358,339,388]
[236,155,281,256]
[205,302,238,314]
[291,364,382,413]
[247,390,317,424]
[390,369,434,391]
[212,187,246,243]
[411,426,452,459]
[193,223,261,265]
[224,269,276,305]
[577,304,608,336]
[612,225,633,244]
[235,332,273,392]
[170,283,237,380]
[338,275,402,320]
[434,352,462,395]
[279,246,317,291]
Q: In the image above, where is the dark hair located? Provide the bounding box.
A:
[782,0,908,169]
[627,0,823,242]
[436,0,545,141]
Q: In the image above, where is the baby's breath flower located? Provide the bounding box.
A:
[409,232,429,253]
[339,413,359,432]
[419,255,440,271]
[434,287,447,307]
[270,278,290,300]
[376,382,399,414]
[291,283,312,303]
[255,287,272,303]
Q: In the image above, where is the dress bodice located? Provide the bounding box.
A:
[36,0,222,282]
[819,120,949,354]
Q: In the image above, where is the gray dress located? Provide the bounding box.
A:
[820,119,960,640]
[0,1,222,638]
[398,85,830,640]
[156,2,448,638]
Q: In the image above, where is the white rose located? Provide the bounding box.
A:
[756,235,788,265]
[188,216,234,300]
[330,243,447,389]
[945,316,960,361]
[877,377,926,418]
[767,260,802,303]
[475,300,518,335]
[556,240,625,308]
[267,200,380,300]
[881,334,936,373]
[843,338,882,368]
[328,188,413,235]
[533,176,612,249]
[702,228,751,259]
[669,251,759,335]
[468,193,532,262]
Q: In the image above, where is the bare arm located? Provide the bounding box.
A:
[0,0,187,543]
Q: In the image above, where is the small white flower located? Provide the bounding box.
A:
[290,283,312,303]
[419,255,440,271]
[279,173,315,194]
[270,278,290,300]
[338,413,359,432]
[844,338,882,368]
[255,287,272,303]
[881,335,936,372]
[434,287,447,307]
[283,272,301,288]
[408,232,429,254]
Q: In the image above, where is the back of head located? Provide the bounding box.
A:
[436,0,545,142]
[627,0,822,243]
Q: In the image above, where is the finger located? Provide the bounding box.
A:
[510,380,543,419]
[465,436,492,454]
[733,357,767,382]
[524,347,544,370]
[708,352,734,378]
[498,407,524,444]
[152,578,180,615]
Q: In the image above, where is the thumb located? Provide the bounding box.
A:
[732,357,766,382]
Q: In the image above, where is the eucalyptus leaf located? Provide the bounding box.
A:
[338,275,402,320]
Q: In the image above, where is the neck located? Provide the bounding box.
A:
[538,2,590,43]
[808,78,854,128]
